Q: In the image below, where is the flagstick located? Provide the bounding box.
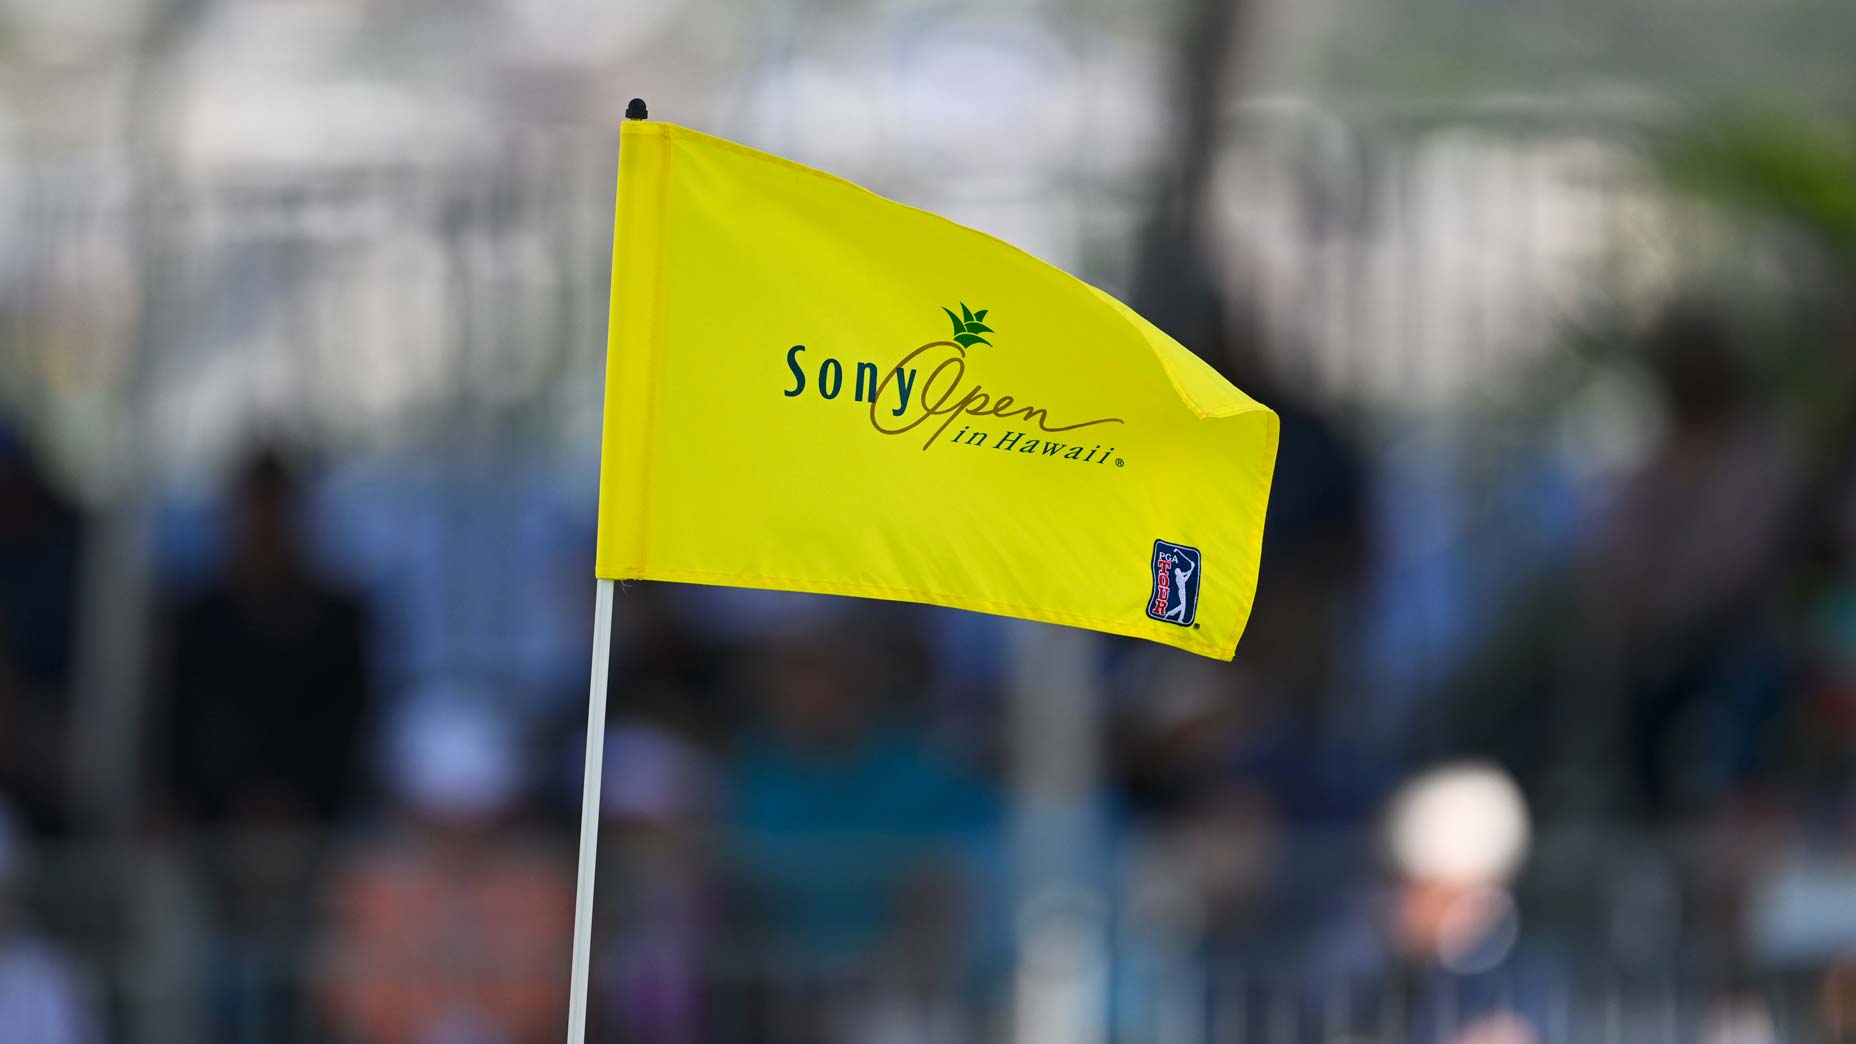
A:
[566,577,616,1044]
[566,97,648,1044]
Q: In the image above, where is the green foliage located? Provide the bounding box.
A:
[1657,112,1856,270]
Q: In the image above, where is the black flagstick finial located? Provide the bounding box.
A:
[625,98,649,121]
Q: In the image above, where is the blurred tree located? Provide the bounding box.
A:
[1658,113,1856,271]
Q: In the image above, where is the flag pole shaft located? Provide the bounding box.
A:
[566,577,616,1044]
[568,99,645,1042]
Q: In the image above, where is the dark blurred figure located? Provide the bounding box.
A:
[1580,307,1802,817]
[1121,248,1378,831]
[0,793,102,1044]
[161,448,372,827]
[722,621,1000,1043]
[319,695,572,1044]
[0,426,85,835]
[156,448,374,1042]
[1133,261,1372,713]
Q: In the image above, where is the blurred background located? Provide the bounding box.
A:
[3,0,1856,1041]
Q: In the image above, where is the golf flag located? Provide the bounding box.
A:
[595,121,1277,658]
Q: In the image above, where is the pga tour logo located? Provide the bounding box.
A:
[1146,540,1201,627]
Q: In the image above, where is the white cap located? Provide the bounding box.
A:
[1385,761,1531,886]
[382,687,524,821]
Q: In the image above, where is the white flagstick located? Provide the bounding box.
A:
[566,577,616,1043]
[568,98,649,1042]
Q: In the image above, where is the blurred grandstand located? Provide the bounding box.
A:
[3,0,1856,1042]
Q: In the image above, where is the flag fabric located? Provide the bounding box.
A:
[596,121,1277,659]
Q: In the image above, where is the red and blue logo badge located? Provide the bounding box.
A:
[1147,540,1201,627]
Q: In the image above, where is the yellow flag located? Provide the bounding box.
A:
[596,121,1277,658]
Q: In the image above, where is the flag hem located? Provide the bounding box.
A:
[596,122,674,578]
[604,562,1247,659]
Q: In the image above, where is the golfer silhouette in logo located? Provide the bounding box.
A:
[1163,557,1195,622]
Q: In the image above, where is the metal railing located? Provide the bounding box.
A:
[9,825,1845,1043]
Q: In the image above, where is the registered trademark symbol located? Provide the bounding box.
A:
[1192,623,1200,629]
[1115,458,1124,468]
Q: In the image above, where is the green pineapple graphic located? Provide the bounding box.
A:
[942,303,993,348]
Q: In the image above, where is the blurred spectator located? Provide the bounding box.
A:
[589,720,717,1044]
[0,426,85,834]
[1312,762,1559,1044]
[320,693,572,1044]
[722,622,1001,1039]
[1134,278,1373,718]
[1581,307,1802,815]
[0,794,102,1044]
[159,448,373,827]
[151,449,377,1040]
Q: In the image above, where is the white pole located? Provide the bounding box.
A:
[568,100,644,1042]
[566,577,616,1044]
